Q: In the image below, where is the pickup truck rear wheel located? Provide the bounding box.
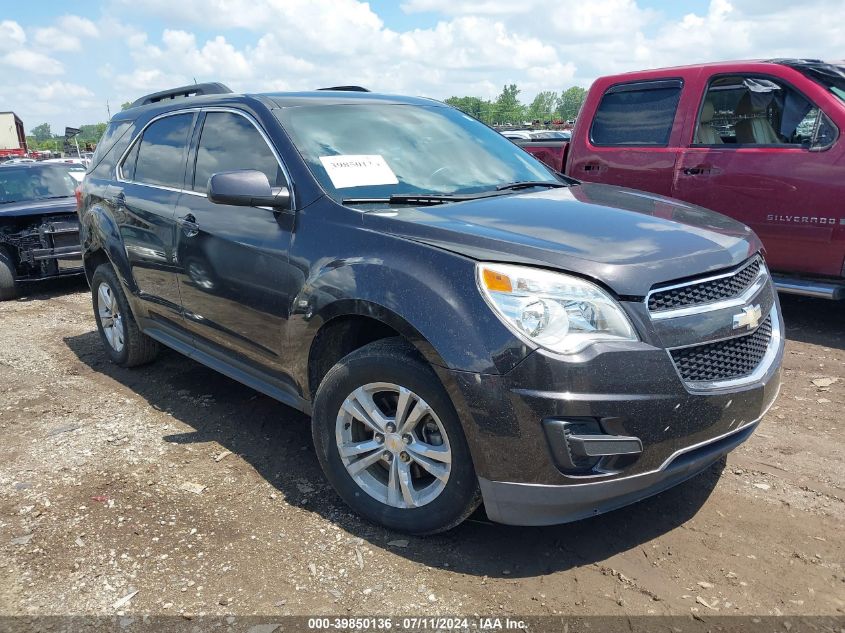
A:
[312,338,481,534]
[91,263,159,367]
[0,249,17,301]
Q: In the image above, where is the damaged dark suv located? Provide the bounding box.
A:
[78,83,784,533]
[0,163,83,300]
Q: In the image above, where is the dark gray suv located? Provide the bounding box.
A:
[78,83,783,533]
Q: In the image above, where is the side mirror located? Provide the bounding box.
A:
[207,170,291,209]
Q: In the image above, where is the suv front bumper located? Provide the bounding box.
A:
[478,412,767,525]
[441,305,783,526]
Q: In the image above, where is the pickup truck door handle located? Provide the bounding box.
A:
[682,167,712,176]
[582,162,604,172]
[178,214,199,238]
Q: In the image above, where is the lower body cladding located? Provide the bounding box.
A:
[0,215,83,280]
[441,309,784,527]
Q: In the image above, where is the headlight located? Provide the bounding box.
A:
[477,263,638,354]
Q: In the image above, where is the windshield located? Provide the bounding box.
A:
[275,103,559,204]
[0,167,77,204]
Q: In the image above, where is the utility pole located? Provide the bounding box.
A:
[106,100,111,118]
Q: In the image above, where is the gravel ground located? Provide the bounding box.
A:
[0,278,842,617]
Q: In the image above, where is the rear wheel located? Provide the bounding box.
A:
[312,338,480,534]
[0,249,17,301]
[91,263,159,367]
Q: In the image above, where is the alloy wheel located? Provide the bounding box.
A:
[97,281,125,353]
[335,382,452,509]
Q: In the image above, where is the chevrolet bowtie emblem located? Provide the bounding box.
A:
[733,304,762,331]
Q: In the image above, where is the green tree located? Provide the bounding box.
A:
[492,84,525,125]
[30,123,52,142]
[557,86,587,121]
[120,101,132,111]
[527,91,559,122]
[78,123,107,144]
[444,96,491,121]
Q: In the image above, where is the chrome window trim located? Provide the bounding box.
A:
[114,106,295,208]
[115,108,199,189]
[647,256,767,320]
[192,107,296,208]
[669,306,782,392]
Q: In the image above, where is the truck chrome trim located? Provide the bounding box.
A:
[772,276,845,300]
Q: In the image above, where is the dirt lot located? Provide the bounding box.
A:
[0,278,842,618]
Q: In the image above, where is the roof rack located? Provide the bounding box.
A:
[317,86,370,92]
[130,82,233,108]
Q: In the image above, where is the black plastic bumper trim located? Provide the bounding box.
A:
[479,420,758,526]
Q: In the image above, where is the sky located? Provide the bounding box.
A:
[2,0,843,132]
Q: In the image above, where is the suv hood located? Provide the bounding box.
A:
[362,183,761,297]
[0,197,77,219]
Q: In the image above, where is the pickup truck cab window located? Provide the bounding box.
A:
[121,113,193,189]
[693,75,838,149]
[192,111,286,192]
[274,103,558,203]
[589,80,683,147]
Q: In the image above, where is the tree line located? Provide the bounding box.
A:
[446,84,587,126]
[26,122,107,152]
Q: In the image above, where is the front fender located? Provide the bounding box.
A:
[287,237,533,379]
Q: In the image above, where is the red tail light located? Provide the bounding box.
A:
[75,185,82,212]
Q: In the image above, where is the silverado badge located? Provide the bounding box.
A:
[733,304,762,331]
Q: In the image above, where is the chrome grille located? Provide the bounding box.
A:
[670,315,773,384]
[648,257,762,313]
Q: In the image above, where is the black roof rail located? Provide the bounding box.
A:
[130,82,233,108]
[317,86,370,92]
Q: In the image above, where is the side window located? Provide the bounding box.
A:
[693,76,834,147]
[590,81,682,146]
[129,114,193,188]
[192,112,284,192]
[121,139,140,181]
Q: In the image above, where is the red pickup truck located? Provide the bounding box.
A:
[520,59,845,299]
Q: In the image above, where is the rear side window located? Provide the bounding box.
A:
[88,120,132,174]
[590,80,682,146]
[128,114,193,188]
[192,112,284,192]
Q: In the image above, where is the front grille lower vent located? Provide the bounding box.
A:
[649,257,762,313]
[670,315,773,384]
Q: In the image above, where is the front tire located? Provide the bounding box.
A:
[0,249,17,301]
[91,263,159,367]
[312,338,481,534]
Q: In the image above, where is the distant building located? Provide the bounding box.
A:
[0,112,28,157]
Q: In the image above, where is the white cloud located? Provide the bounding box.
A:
[0,20,26,51]
[3,0,845,135]
[1,49,64,75]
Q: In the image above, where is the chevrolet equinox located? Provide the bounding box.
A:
[78,83,784,533]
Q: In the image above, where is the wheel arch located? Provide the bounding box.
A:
[80,202,138,295]
[305,300,449,400]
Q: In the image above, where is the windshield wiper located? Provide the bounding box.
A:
[342,192,498,207]
[495,180,568,191]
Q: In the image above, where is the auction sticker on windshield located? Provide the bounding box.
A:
[319,154,399,189]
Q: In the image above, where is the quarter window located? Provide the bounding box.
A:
[590,81,682,146]
[127,114,193,188]
[192,112,284,192]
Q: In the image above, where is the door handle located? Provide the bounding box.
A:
[178,213,199,238]
[682,167,712,176]
[582,162,604,172]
